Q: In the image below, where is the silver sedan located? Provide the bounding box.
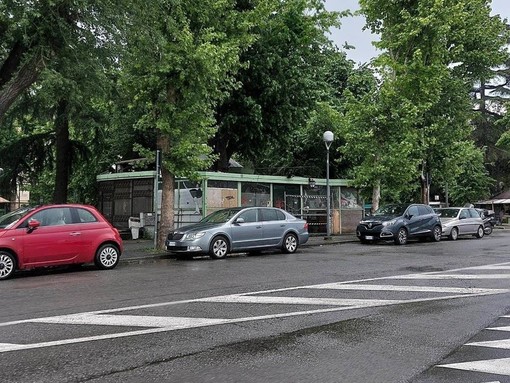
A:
[434,207,485,240]
[165,207,309,259]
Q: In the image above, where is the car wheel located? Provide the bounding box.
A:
[209,236,229,259]
[282,233,298,253]
[484,225,493,235]
[94,244,120,270]
[0,251,16,280]
[394,228,408,245]
[449,227,459,241]
[431,225,442,242]
[475,225,485,238]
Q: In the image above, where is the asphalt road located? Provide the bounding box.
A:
[2,231,510,383]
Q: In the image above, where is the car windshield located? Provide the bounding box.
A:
[200,208,242,223]
[0,206,34,228]
[372,204,407,217]
[436,208,459,218]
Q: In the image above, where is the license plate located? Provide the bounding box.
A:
[168,241,176,246]
[365,236,374,240]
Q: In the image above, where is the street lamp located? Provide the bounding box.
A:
[323,131,334,237]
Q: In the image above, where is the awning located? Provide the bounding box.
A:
[477,199,510,205]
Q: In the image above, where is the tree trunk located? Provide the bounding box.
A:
[419,159,429,205]
[420,174,430,205]
[371,179,381,213]
[0,52,44,120]
[157,135,174,250]
[209,133,230,171]
[53,99,71,203]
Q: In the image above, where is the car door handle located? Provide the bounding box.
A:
[280,224,286,227]
[70,232,81,236]
[256,226,262,229]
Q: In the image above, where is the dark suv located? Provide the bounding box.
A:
[356,204,442,245]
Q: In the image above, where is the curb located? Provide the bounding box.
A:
[119,236,358,264]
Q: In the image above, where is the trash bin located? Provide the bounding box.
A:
[128,217,141,240]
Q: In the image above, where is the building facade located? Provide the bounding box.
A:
[97,171,363,235]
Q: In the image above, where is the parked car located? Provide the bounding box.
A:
[0,206,34,228]
[0,204,123,280]
[165,207,309,259]
[356,203,442,245]
[434,207,485,240]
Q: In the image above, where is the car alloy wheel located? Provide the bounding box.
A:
[432,225,442,242]
[282,233,298,253]
[476,226,484,238]
[394,228,408,245]
[0,251,15,280]
[95,244,120,270]
[449,227,459,241]
[210,236,228,259]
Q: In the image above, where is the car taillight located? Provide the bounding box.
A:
[304,222,309,231]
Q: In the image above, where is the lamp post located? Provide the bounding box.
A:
[323,131,334,237]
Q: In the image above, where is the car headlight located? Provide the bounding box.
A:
[183,231,206,240]
[382,220,396,227]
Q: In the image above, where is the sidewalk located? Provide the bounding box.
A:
[120,234,358,263]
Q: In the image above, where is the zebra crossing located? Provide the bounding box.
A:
[423,314,510,382]
[2,261,510,381]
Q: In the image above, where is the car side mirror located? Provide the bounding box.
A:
[406,214,413,220]
[235,217,245,224]
[28,219,40,231]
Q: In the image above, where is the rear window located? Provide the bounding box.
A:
[418,205,432,215]
[260,208,278,222]
[76,208,98,223]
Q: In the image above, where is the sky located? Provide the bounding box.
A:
[325,0,510,66]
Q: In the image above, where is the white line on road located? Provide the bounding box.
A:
[387,274,510,280]
[467,339,510,350]
[307,284,507,294]
[438,357,510,376]
[197,295,404,307]
[31,314,231,328]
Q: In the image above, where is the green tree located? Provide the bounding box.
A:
[345,0,509,209]
[120,0,260,248]
[210,0,343,171]
[0,1,129,203]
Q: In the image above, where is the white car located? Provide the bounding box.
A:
[434,207,485,240]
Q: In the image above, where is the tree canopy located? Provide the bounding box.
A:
[0,0,508,241]
[340,0,510,209]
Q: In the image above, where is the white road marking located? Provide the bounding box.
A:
[388,274,510,280]
[31,314,231,328]
[467,339,510,350]
[487,326,510,332]
[308,284,506,294]
[468,265,510,270]
[1,261,509,353]
[438,358,510,376]
[197,295,404,307]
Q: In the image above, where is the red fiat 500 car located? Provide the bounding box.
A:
[0,204,123,280]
